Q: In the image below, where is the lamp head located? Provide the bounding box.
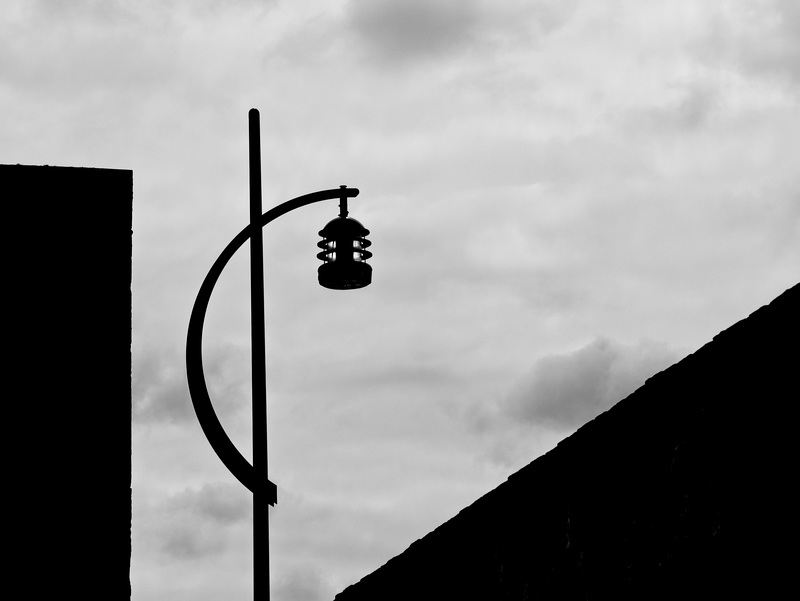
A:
[317,209,372,290]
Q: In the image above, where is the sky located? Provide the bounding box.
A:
[2,0,799,599]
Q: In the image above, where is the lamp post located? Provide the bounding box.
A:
[186,108,373,600]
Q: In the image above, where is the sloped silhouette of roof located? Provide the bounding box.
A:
[335,283,799,600]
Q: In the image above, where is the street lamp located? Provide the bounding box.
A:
[185,108,372,600]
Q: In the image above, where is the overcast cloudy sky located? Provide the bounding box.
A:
[2,1,799,600]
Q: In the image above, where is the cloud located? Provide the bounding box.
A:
[698,0,800,90]
[165,482,252,524]
[30,0,272,20]
[0,0,274,115]
[504,337,680,430]
[344,0,580,68]
[345,0,481,66]
[273,566,331,601]
[160,524,227,560]
[468,337,681,468]
[156,483,251,560]
[133,348,192,424]
[133,344,249,425]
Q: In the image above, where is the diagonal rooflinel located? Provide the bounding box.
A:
[335,283,799,600]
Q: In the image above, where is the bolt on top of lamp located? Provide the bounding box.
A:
[317,194,372,290]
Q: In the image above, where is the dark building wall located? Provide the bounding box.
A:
[335,284,799,600]
[3,164,132,598]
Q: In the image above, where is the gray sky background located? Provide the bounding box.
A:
[2,1,799,600]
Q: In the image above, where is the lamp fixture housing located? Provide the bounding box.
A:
[317,214,372,290]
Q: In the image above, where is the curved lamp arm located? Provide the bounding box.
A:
[186,186,360,499]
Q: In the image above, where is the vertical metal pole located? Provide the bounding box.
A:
[249,108,269,601]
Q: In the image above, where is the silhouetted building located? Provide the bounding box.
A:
[3,164,132,599]
[335,283,798,600]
